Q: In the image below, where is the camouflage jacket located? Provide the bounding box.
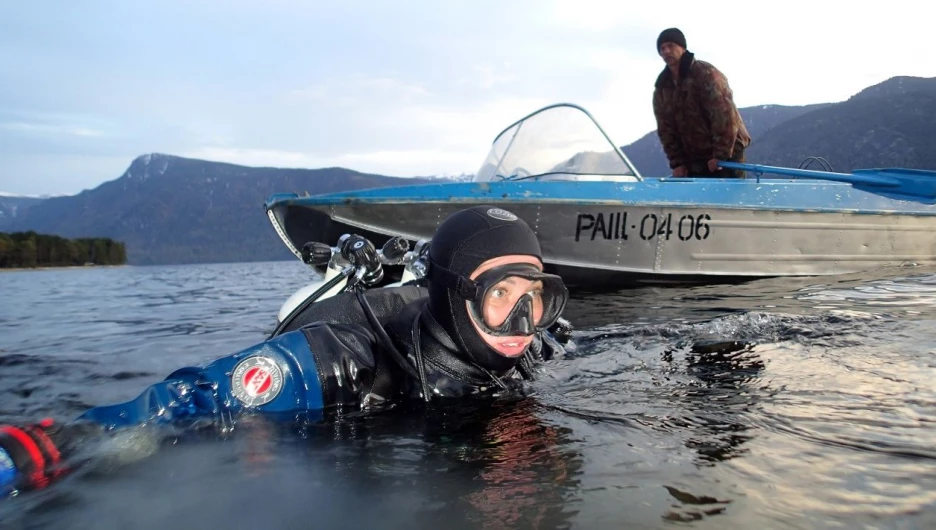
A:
[652,51,751,171]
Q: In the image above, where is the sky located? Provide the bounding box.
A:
[1,0,934,196]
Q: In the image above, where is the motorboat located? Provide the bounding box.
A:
[264,103,936,288]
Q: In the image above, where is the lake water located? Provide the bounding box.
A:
[1,261,935,529]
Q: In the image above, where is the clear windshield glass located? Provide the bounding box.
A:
[474,104,640,182]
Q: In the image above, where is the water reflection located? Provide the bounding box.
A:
[3,262,936,528]
[564,266,936,329]
[288,398,583,530]
[445,399,579,529]
[542,314,774,523]
[671,339,764,467]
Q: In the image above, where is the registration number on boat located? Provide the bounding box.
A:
[574,212,711,242]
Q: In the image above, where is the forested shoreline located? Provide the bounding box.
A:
[0,231,127,269]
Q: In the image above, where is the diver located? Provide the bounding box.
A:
[0,205,571,496]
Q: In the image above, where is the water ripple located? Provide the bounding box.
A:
[1,262,935,528]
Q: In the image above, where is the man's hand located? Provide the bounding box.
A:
[707,159,720,173]
[672,166,689,177]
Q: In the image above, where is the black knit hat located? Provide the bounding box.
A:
[427,205,542,372]
[657,27,687,52]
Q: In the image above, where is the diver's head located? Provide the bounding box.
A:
[427,206,568,372]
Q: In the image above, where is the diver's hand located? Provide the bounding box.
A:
[672,166,689,177]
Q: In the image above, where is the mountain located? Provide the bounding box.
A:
[848,75,936,102]
[550,150,631,175]
[620,76,936,176]
[621,103,831,177]
[745,76,936,170]
[0,195,47,232]
[9,76,935,266]
[9,154,437,265]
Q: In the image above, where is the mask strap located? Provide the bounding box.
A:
[428,260,480,300]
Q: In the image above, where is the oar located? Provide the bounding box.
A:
[718,160,936,202]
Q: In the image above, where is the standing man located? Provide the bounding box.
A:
[652,28,751,178]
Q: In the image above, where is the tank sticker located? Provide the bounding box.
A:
[574,212,711,242]
[231,356,284,407]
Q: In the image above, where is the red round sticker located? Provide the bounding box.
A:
[231,356,284,407]
[242,366,272,396]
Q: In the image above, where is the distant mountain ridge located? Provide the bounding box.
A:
[621,75,935,177]
[0,195,47,232]
[849,75,936,102]
[746,76,936,170]
[621,103,831,177]
[7,75,935,265]
[9,154,438,265]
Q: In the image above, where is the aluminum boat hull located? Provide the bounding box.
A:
[265,178,936,288]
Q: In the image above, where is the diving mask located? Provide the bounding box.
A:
[455,263,569,337]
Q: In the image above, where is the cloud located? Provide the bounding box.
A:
[459,63,519,90]
[0,121,106,137]
[286,74,432,107]
[180,93,578,181]
[0,110,113,140]
[181,145,481,178]
[0,152,136,196]
[2,0,935,195]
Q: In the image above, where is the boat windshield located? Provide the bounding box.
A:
[474,103,641,182]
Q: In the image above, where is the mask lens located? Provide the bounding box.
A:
[466,264,568,336]
[481,277,545,328]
